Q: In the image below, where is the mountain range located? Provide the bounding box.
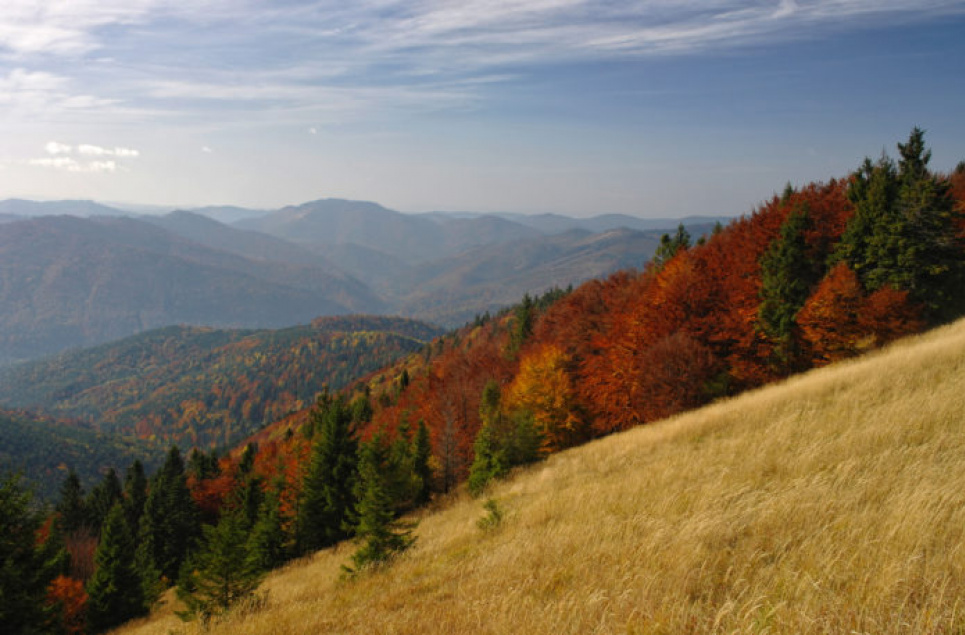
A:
[0,197,727,363]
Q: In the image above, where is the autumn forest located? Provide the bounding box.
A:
[3,129,965,634]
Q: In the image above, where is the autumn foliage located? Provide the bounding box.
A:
[25,132,963,635]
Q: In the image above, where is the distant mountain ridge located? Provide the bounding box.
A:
[0,214,384,363]
[0,197,728,361]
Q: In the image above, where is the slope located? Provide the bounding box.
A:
[0,215,384,362]
[119,317,965,635]
[390,227,674,325]
[0,408,160,501]
[0,316,443,449]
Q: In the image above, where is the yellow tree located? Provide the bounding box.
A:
[506,344,585,452]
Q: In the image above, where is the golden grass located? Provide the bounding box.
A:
[118,320,965,634]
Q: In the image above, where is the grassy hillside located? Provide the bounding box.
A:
[118,317,965,634]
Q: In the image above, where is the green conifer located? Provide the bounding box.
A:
[835,128,965,322]
[246,489,289,573]
[348,439,415,572]
[0,473,65,634]
[56,470,88,535]
[86,503,146,633]
[140,446,201,582]
[177,505,264,623]
[411,419,434,506]
[297,395,358,553]
[758,207,819,372]
[86,467,123,535]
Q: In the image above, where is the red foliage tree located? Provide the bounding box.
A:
[47,575,87,635]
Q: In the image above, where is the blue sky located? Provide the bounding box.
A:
[1,1,964,218]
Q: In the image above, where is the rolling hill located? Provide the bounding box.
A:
[0,214,384,363]
[118,316,965,635]
[0,408,160,501]
[0,316,443,449]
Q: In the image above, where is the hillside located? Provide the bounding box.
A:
[389,227,696,325]
[0,408,160,501]
[0,316,443,449]
[119,315,965,635]
[0,215,383,362]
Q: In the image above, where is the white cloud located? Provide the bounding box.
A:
[309,127,317,135]
[77,144,140,157]
[29,156,79,170]
[28,140,135,172]
[45,141,72,155]
[87,160,117,173]
[202,146,213,153]
[27,156,118,172]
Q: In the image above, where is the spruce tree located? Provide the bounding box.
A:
[468,420,507,496]
[348,439,415,572]
[86,502,146,633]
[411,419,434,506]
[509,294,535,353]
[246,488,289,573]
[140,446,201,582]
[177,505,264,623]
[835,128,964,322]
[652,223,692,268]
[508,409,542,467]
[297,395,358,553]
[468,380,513,496]
[86,467,123,535]
[56,470,88,535]
[123,459,148,537]
[758,207,819,372]
[0,473,65,634]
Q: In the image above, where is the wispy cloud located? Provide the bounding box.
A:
[27,140,137,173]
[2,1,964,126]
[28,156,117,172]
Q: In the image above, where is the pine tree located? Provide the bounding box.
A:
[348,439,415,572]
[86,503,146,633]
[509,293,535,353]
[177,505,264,623]
[758,207,819,372]
[468,421,507,497]
[508,409,542,467]
[246,488,289,573]
[386,420,416,511]
[0,473,65,634]
[140,446,201,582]
[835,128,964,322]
[468,381,510,496]
[86,468,123,535]
[652,223,692,268]
[56,470,88,535]
[411,419,433,506]
[122,460,148,537]
[297,395,358,553]
[188,448,221,481]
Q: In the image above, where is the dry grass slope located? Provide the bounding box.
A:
[119,319,965,635]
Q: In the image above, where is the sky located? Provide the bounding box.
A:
[1,1,964,218]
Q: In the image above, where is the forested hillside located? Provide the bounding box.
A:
[0,408,160,500]
[0,316,443,449]
[2,130,963,635]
